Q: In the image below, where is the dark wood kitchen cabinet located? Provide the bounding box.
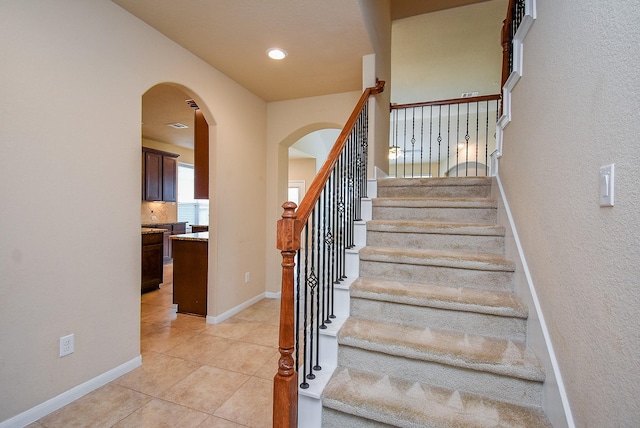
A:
[171,234,208,316]
[142,147,179,202]
[141,230,164,293]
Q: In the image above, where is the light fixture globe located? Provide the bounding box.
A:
[266,48,287,60]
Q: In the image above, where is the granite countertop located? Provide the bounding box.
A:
[141,227,167,235]
[141,221,187,228]
[170,232,209,242]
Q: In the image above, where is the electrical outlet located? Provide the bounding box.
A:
[245,272,250,283]
[59,334,74,357]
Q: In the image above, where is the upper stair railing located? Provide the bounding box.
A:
[501,0,526,89]
[273,80,385,428]
[390,94,501,178]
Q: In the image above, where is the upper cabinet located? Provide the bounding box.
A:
[142,147,179,202]
[194,109,209,199]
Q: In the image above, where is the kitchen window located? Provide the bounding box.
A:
[177,163,209,226]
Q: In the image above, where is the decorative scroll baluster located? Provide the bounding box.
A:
[274,81,384,428]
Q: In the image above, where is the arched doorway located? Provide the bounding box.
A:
[140,83,216,346]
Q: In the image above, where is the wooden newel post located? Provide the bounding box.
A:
[273,202,300,428]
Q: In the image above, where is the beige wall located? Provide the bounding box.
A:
[359,1,392,176]
[391,0,507,104]
[499,0,640,425]
[0,1,266,422]
[265,91,362,294]
[288,158,317,192]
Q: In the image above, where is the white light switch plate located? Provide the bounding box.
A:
[599,164,614,207]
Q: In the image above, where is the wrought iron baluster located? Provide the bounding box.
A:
[429,106,433,177]
[419,106,424,177]
[437,105,442,177]
[465,102,470,176]
[485,100,490,175]
[299,224,310,389]
[306,205,318,381]
[456,103,460,177]
[475,100,480,176]
[447,104,451,176]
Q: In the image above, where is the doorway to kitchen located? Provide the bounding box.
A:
[140,82,215,347]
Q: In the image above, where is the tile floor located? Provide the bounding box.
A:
[28,264,280,428]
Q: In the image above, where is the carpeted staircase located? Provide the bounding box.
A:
[321,177,552,427]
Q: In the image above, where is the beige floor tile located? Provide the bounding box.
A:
[140,321,161,337]
[197,415,245,427]
[251,298,281,310]
[254,349,281,381]
[140,325,198,353]
[25,423,43,428]
[207,341,276,375]
[38,383,150,428]
[231,305,279,324]
[113,398,208,428]
[237,323,279,348]
[140,304,176,326]
[115,353,200,396]
[141,289,174,308]
[164,334,235,366]
[213,377,273,428]
[159,281,173,294]
[159,366,249,413]
[166,313,210,332]
[202,321,262,340]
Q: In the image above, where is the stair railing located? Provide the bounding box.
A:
[273,79,385,428]
[501,0,527,89]
[390,94,501,178]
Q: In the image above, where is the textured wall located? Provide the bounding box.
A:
[500,0,640,425]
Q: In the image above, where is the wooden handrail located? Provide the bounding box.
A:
[295,79,385,231]
[390,94,501,111]
[273,79,384,428]
[501,0,516,90]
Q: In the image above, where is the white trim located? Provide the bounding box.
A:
[0,356,142,428]
[498,1,537,135]
[206,292,277,324]
[495,175,575,428]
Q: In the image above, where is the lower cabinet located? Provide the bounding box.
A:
[141,232,163,293]
[172,238,208,316]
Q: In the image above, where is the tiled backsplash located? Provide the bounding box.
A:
[141,201,177,224]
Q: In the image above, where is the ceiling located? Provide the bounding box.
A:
[121,0,492,148]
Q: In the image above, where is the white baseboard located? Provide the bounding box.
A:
[206,292,279,324]
[0,356,142,428]
[494,175,574,428]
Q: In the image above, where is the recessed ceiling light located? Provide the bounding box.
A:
[266,48,287,60]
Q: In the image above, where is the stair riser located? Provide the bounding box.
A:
[337,346,543,408]
[373,206,497,223]
[377,185,491,199]
[366,231,505,254]
[349,298,526,342]
[322,407,390,428]
[359,260,514,292]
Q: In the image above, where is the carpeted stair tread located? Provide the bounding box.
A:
[351,277,527,318]
[378,176,492,188]
[367,220,505,236]
[338,318,544,382]
[359,246,515,272]
[373,197,497,208]
[322,366,551,428]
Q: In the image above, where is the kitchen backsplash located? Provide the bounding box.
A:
[141,201,177,224]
